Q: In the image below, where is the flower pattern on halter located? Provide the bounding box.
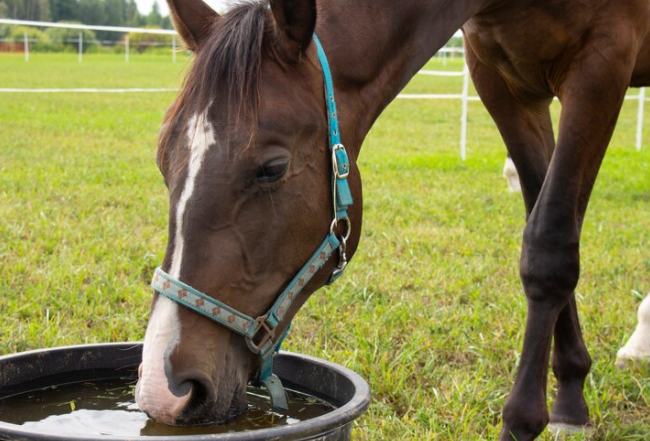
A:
[152,269,253,336]
[150,234,341,343]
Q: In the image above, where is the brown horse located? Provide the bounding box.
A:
[135,0,650,440]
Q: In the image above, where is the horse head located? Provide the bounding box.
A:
[135,0,362,426]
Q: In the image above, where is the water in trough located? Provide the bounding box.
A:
[0,378,334,436]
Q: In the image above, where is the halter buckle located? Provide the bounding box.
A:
[245,316,276,357]
[332,144,350,179]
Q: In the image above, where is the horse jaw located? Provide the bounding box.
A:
[616,293,650,368]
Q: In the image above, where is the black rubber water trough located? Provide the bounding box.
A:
[0,343,370,441]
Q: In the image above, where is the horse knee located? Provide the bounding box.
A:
[519,224,580,304]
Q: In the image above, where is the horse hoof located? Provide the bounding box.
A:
[548,422,595,435]
[616,356,650,372]
[616,346,650,371]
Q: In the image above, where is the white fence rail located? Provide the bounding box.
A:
[0,18,175,34]
[0,18,178,63]
[408,61,647,155]
[0,19,645,155]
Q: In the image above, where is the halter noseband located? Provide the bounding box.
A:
[150,34,352,411]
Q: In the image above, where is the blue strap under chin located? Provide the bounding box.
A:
[150,33,352,412]
[255,323,291,410]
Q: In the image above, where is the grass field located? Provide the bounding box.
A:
[1,52,649,440]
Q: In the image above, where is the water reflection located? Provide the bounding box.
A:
[0,379,333,437]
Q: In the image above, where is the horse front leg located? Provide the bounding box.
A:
[465,43,595,433]
[465,43,557,439]
[548,295,592,431]
[498,41,634,440]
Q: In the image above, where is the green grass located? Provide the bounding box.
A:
[1,53,649,440]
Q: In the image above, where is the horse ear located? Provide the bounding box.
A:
[166,0,220,51]
[270,0,317,61]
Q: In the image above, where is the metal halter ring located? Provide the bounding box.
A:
[330,217,352,243]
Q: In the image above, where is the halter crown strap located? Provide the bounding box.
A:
[150,33,351,412]
[313,34,353,222]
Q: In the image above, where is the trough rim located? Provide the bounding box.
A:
[0,342,371,441]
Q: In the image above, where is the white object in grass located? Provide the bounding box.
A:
[503,156,521,193]
[617,293,650,367]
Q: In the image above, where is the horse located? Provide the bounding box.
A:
[135,0,650,439]
[503,155,522,193]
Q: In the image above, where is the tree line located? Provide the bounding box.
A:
[0,0,172,41]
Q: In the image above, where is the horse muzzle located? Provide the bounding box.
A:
[136,295,251,426]
[135,362,247,426]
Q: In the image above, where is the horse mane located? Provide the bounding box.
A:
[159,2,272,161]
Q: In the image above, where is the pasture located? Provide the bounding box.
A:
[1,52,649,440]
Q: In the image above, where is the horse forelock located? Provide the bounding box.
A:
[159,1,273,170]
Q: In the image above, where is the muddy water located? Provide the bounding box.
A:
[0,378,334,436]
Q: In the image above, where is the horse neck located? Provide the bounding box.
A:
[318,0,489,154]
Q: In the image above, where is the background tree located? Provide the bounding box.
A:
[78,0,103,26]
[125,0,143,27]
[103,0,126,27]
[37,0,52,21]
[1,0,172,49]
[51,0,80,22]
[126,26,171,52]
[145,1,162,28]
[1,0,171,29]
[44,23,97,50]
[7,25,55,51]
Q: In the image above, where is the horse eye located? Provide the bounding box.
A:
[257,159,289,183]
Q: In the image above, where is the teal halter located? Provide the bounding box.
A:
[150,34,352,412]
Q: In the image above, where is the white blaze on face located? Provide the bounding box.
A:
[617,293,650,366]
[170,111,216,275]
[137,109,216,424]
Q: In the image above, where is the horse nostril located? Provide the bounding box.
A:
[175,370,216,406]
[169,380,192,398]
[174,377,220,425]
[190,379,213,404]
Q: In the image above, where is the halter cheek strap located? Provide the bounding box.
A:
[150,34,351,412]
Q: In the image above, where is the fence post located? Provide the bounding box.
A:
[172,35,176,63]
[125,35,129,63]
[24,31,29,62]
[636,87,645,151]
[78,32,83,63]
[460,59,470,161]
